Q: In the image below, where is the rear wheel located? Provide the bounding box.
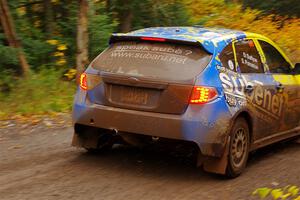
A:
[226,118,250,178]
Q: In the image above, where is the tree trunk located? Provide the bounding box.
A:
[106,0,111,13]
[118,0,133,33]
[119,9,133,33]
[43,0,54,38]
[76,0,89,78]
[0,0,30,76]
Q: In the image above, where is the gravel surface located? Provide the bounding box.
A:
[0,118,300,200]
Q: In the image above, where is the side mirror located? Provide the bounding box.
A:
[292,63,300,75]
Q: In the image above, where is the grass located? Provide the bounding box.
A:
[0,68,76,119]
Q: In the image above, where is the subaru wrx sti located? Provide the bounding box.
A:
[72,27,300,177]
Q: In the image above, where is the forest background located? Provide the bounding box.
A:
[0,0,299,118]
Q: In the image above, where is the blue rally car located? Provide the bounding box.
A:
[72,27,300,177]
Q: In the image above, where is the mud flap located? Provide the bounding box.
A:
[71,133,81,147]
[198,136,230,175]
[71,132,99,149]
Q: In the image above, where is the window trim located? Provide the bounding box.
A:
[219,42,237,72]
[255,39,293,75]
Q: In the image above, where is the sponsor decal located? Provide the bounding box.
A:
[111,43,197,65]
[219,72,287,118]
[115,44,193,56]
[111,51,188,64]
[241,52,259,70]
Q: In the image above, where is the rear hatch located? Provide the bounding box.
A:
[89,38,212,114]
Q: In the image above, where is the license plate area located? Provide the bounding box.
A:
[107,84,161,109]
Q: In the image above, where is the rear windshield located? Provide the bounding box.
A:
[92,41,212,81]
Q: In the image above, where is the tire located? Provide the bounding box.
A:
[226,117,250,178]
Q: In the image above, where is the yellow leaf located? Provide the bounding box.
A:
[34,20,41,28]
[288,186,300,196]
[53,52,64,57]
[56,59,67,66]
[271,189,283,200]
[281,193,291,200]
[46,40,59,45]
[57,44,67,51]
[17,7,26,16]
[294,196,300,200]
[64,69,77,80]
[252,188,271,199]
[51,0,59,4]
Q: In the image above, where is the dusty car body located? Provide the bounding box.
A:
[72,27,300,177]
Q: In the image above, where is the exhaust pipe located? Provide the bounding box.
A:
[152,136,160,142]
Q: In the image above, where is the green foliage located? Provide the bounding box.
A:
[0,68,76,118]
[0,69,17,94]
[242,0,300,17]
[0,43,18,68]
[132,0,191,28]
[0,33,19,76]
[1,0,299,117]
[110,0,191,31]
[0,36,19,93]
[22,38,54,68]
[89,3,118,59]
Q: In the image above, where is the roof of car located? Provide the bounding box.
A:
[111,26,270,54]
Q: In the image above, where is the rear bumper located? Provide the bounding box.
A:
[72,91,232,157]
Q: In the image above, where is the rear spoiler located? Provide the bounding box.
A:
[109,34,211,53]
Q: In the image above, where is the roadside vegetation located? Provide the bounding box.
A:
[253,185,300,200]
[0,0,299,119]
[0,69,75,119]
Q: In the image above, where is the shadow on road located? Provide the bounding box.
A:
[71,144,211,181]
[248,138,300,166]
[70,138,300,180]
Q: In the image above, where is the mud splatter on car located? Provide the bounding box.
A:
[72,27,300,177]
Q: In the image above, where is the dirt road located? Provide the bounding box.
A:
[1,118,300,200]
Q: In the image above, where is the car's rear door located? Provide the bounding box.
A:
[258,40,300,131]
[232,39,283,140]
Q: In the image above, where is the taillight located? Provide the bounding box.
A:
[189,86,218,104]
[79,73,88,90]
[140,37,166,42]
[79,72,102,90]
